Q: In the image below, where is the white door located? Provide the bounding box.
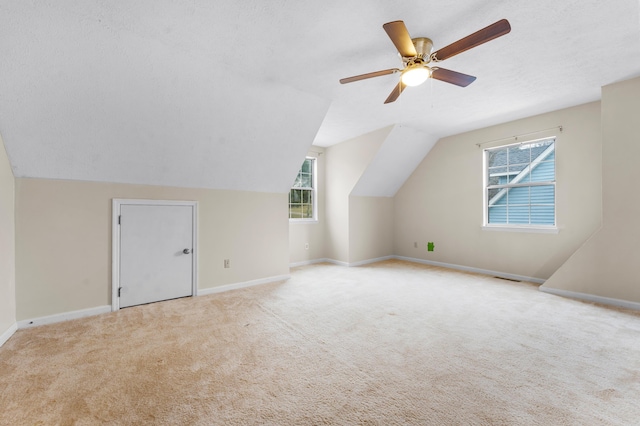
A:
[118,203,195,308]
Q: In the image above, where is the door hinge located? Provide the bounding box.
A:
[118,287,122,297]
[118,215,121,225]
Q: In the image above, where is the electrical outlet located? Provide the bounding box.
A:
[427,242,435,252]
[224,259,230,268]
[305,243,309,250]
[414,242,418,248]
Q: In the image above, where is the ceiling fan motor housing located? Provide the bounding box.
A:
[411,37,433,61]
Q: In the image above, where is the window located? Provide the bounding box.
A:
[289,158,316,220]
[484,138,556,228]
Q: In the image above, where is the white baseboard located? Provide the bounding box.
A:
[16,274,293,328]
[394,255,546,284]
[324,258,349,267]
[0,322,17,347]
[539,286,640,311]
[291,255,542,282]
[198,274,291,296]
[292,256,395,268]
[348,255,395,267]
[289,258,331,268]
[17,305,112,329]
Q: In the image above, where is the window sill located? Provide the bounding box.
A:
[289,219,319,224]
[482,225,558,234]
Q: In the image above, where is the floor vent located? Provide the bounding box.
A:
[494,276,521,282]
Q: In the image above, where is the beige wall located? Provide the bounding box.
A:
[15,178,289,320]
[394,101,602,280]
[0,134,16,335]
[349,196,394,263]
[14,80,640,322]
[324,127,391,263]
[542,77,640,302]
[289,149,326,265]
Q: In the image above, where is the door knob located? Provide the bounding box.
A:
[183,248,191,254]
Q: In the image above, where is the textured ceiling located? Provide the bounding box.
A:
[0,1,639,193]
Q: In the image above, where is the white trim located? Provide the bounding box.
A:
[348,256,395,267]
[292,255,545,283]
[290,258,331,268]
[198,274,291,296]
[289,219,319,224]
[17,305,111,329]
[539,287,640,311]
[0,323,17,347]
[112,199,198,311]
[292,256,396,268]
[324,258,350,267]
[112,200,120,310]
[394,255,546,284]
[482,225,559,234]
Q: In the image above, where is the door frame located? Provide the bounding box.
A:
[111,199,198,312]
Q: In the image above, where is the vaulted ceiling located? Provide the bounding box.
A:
[1,1,639,194]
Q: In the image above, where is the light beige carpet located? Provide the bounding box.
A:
[1,260,640,425]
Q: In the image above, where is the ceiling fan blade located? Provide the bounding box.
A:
[339,68,400,84]
[384,81,406,104]
[383,21,417,57]
[431,19,511,61]
[431,67,476,87]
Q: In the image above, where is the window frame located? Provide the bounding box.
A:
[289,157,317,222]
[482,137,558,233]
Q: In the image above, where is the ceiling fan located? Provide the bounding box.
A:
[339,19,511,104]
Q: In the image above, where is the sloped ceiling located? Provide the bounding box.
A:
[352,126,437,197]
[0,1,639,194]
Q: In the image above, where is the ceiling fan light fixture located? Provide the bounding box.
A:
[401,64,431,86]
